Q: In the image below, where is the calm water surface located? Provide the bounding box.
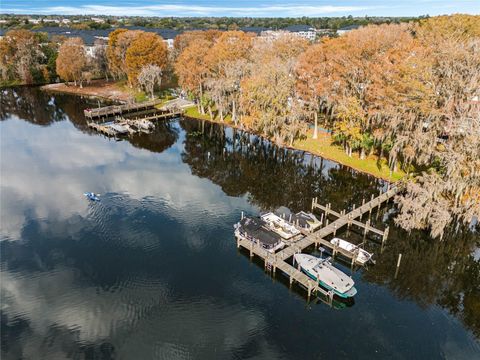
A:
[1,88,479,359]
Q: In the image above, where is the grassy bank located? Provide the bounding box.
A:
[39,82,404,182]
[184,106,405,182]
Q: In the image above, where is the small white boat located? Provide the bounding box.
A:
[294,253,357,298]
[108,123,129,135]
[261,212,301,239]
[330,237,373,265]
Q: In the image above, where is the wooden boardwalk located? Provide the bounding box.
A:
[117,111,183,122]
[84,99,163,119]
[236,186,399,302]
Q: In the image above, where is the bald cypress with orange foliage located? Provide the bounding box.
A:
[295,15,479,237]
[125,32,168,87]
[56,37,87,87]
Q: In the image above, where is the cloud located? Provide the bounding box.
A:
[3,4,376,17]
[0,117,254,241]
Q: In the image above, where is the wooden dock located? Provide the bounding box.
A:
[87,122,118,136]
[236,186,399,302]
[86,109,184,137]
[117,111,183,122]
[84,99,164,119]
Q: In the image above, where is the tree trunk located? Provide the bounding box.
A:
[360,148,365,160]
[199,84,205,114]
[208,106,213,121]
[312,112,318,139]
[232,99,237,126]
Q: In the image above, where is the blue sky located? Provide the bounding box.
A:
[2,0,479,17]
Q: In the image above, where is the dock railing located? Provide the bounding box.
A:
[236,186,399,302]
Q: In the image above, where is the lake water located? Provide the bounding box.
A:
[1,88,479,359]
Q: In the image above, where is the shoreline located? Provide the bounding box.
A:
[41,80,132,102]
[40,82,404,183]
[183,109,404,183]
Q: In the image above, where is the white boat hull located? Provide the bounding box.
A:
[330,238,373,265]
[261,212,301,239]
[293,253,357,298]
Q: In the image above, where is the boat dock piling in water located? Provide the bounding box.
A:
[236,186,399,303]
[85,102,183,137]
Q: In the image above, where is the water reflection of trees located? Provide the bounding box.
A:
[364,223,480,338]
[127,120,178,154]
[181,118,479,338]
[0,87,99,127]
[1,88,178,154]
[1,87,63,125]
[180,118,383,211]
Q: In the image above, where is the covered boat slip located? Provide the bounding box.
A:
[235,216,284,252]
[235,186,398,303]
[276,210,322,234]
[260,212,301,240]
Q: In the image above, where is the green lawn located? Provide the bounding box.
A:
[184,105,233,123]
[184,106,405,182]
[294,131,405,182]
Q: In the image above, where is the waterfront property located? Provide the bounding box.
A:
[2,87,479,359]
[235,186,398,302]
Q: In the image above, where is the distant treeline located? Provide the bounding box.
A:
[0,14,421,31]
[1,15,478,238]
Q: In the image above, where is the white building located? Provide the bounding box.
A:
[337,25,362,36]
[283,25,317,41]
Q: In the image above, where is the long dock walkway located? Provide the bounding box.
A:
[237,186,399,302]
[84,99,163,119]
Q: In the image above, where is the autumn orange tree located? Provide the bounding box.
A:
[106,29,145,80]
[174,31,221,114]
[296,16,479,238]
[393,15,480,238]
[241,33,310,145]
[172,16,479,238]
[172,30,221,59]
[0,30,48,84]
[203,31,255,124]
[125,32,168,87]
[56,37,87,87]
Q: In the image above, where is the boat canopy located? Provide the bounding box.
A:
[237,217,282,246]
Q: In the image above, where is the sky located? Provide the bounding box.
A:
[1,0,479,17]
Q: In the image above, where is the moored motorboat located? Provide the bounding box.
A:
[260,212,301,239]
[330,237,373,264]
[234,216,285,253]
[293,253,357,298]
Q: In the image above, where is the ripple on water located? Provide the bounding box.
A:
[85,193,163,253]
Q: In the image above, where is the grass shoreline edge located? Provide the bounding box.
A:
[40,81,404,183]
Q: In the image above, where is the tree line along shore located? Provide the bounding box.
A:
[1,14,479,239]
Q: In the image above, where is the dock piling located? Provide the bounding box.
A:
[382,226,390,245]
[235,186,400,298]
[395,253,402,278]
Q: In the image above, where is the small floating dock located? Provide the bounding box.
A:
[236,186,399,304]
